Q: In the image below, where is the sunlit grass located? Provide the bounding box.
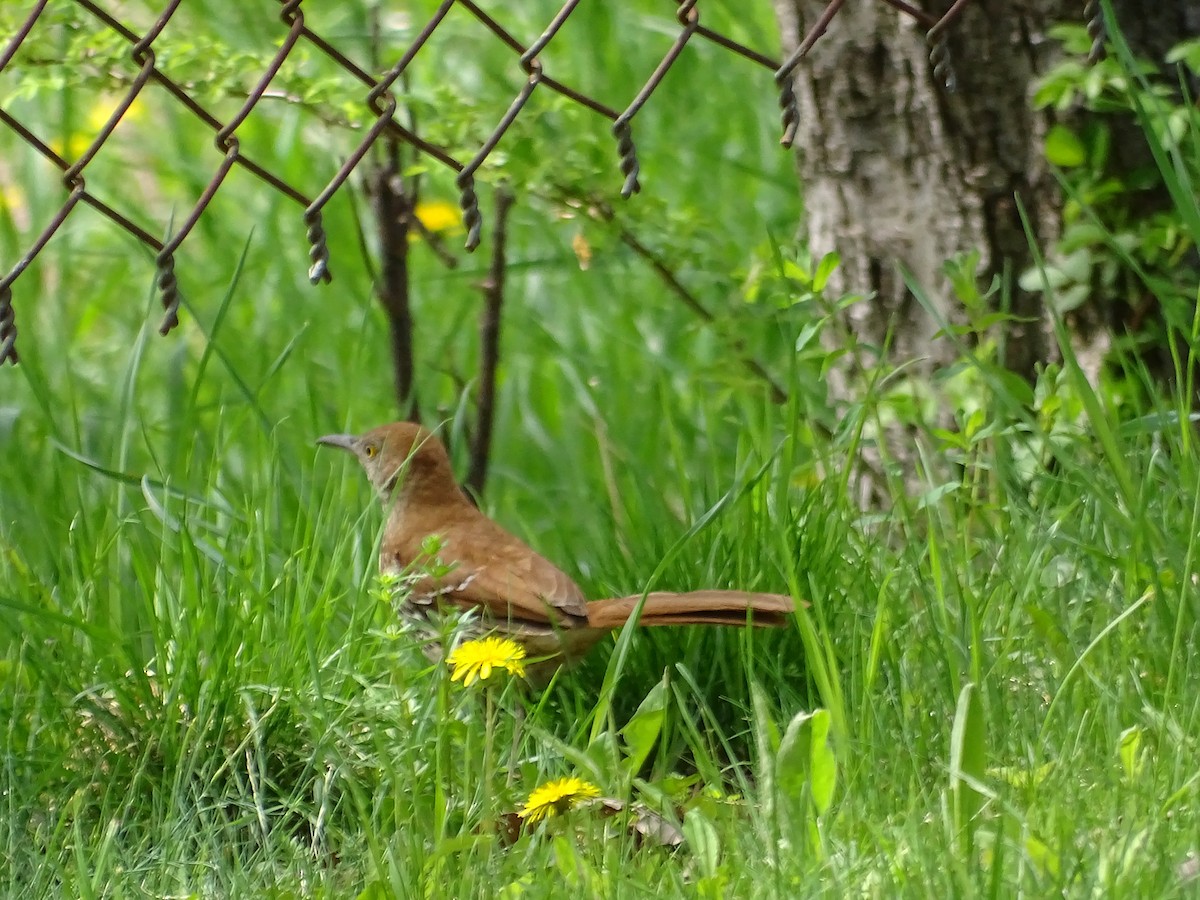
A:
[1,1,1199,896]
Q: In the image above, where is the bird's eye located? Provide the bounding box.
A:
[365,445,378,458]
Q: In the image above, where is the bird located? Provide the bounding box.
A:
[317,421,795,681]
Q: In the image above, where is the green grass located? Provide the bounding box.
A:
[2,1,1200,896]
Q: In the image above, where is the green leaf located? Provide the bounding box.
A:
[812,251,840,292]
[749,683,780,821]
[794,321,824,354]
[1118,725,1144,781]
[776,707,837,815]
[942,249,984,308]
[1051,283,1091,313]
[1044,124,1087,167]
[1165,38,1200,74]
[552,834,602,891]
[1046,24,1094,57]
[949,683,987,852]
[993,369,1036,407]
[682,809,722,879]
[1025,604,1074,669]
[916,482,960,510]
[498,875,534,899]
[932,428,968,451]
[580,729,622,782]
[807,710,836,814]
[775,709,812,801]
[621,676,668,777]
[1024,832,1062,879]
[782,259,809,282]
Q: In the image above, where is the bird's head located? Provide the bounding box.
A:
[317,421,456,501]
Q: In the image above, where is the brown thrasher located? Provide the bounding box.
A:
[318,421,794,680]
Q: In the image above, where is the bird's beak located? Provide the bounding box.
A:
[316,433,356,452]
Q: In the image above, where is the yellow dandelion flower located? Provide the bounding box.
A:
[0,183,26,217]
[447,636,526,686]
[48,134,91,161]
[414,200,462,235]
[519,776,601,823]
[87,96,147,132]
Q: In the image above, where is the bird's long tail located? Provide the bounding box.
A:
[585,590,795,630]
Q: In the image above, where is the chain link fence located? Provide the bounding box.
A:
[0,0,1103,368]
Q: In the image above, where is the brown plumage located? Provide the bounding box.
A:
[318,421,795,679]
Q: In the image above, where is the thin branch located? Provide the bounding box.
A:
[367,7,424,421]
[465,185,515,499]
[365,147,420,420]
[408,214,460,269]
[582,197,788,405]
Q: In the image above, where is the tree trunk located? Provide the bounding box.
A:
[771,0,1199,497]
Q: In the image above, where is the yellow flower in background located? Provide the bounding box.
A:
[413,200,461,235]
[86,96,147,131]
[447,635,526,686]
[519,776,601,823]
[49,97,149,162]
[0,183,26,217]
[48,134,91,161]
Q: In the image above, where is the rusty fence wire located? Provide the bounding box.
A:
[0,0,1103,367]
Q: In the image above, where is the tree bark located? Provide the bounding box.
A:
[771,0,1199,495]
[772,0,1082,379]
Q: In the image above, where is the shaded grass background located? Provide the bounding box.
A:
[1,0,1199,895]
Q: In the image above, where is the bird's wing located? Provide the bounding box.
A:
[391,510,589,627]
